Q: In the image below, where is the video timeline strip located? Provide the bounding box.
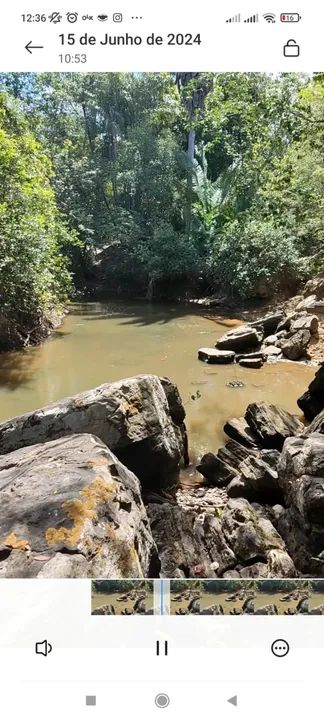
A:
[226,13,302,23]
[91,579,324,616]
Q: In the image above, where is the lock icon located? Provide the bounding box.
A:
[283,39,300,57]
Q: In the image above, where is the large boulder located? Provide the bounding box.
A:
[296,294,317,311]
[303,276,324,299]
[290,315,319,335]
[245,402,303,450]
[0,434,159,579]
[305,409,324,435]
[197,440,259,486]
[278,328,311,360]
[0,374,186,487]
[250,313,285,336]
[238,454,282,502]
[223,417,259,449]
[277,434,324,575]
[147,503,235,577]
[216,325,263,352]
[220,498,290,566]
[297,365,324,420]
[278,434,324,525]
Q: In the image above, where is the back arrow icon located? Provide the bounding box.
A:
[25,41,44,54]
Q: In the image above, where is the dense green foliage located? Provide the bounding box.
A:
[1,72,324,347]
[0,91,74,350]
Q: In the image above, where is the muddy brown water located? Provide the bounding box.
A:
[0,301,315,465]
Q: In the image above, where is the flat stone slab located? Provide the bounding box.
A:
[262,345,282,358]
[198,348,235,364]
[216,326,263,352]
[239,358,263,369]
[236,351,265,362]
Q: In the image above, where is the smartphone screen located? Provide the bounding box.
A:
[0,1,323,717]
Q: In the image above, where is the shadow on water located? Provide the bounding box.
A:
[73,299,241,329]
[0,349,36,391]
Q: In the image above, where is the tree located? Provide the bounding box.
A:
[0,91,74,350]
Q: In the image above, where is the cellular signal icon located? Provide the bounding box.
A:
[226,13,241,22]
[244,13,259,22]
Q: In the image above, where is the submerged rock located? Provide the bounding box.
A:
[0,434,159,579]
[245,402,303,450]
[0,374,186,488]
[198,348,235,364]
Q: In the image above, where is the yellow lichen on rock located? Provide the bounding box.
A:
[4,532,30,551]
[45,476,117,548]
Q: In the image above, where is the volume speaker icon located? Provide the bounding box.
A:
[244,14,259,22]
[35,639,53,657]
[226,13,241,22]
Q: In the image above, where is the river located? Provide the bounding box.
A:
[0,301,315,463]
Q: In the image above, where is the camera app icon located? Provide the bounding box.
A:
[113,12,123,23]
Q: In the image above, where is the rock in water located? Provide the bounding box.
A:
[0,434,159,579]
[197,441,259,486]
[0,374,186,487]
[278,329,311,360]
[216,326,263,352]
[297,365,324,420]
[198,348,235,364]
[245,402,303,450]
[223,417,259,449]
[238,358,263,369]
[262,345,282,358]
[250,313,284,335]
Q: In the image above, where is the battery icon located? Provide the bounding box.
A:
[280,13,301,22]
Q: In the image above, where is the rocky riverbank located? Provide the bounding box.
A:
[198,274,324,367]
[198,305,319,369]
[0,369,324,579]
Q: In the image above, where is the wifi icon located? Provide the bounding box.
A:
[263,12,276,22]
